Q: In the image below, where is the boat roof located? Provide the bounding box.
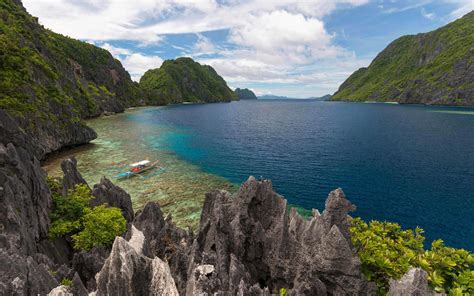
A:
[130,160,150,167]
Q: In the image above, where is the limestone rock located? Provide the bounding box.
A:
[48,285,72,296]
[91,177,134,222]
[388,268,439,296]
[61,157,88,196]
[95,229,179,295]
[0,250,58,295]
[72,247,110,291]
[70,272,89,296]
[133,201,191,294]
[186,176,375,295]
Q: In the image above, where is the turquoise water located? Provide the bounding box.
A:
[45,101,474,250]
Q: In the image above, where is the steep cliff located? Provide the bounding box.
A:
[235,88,258,100]
[139,57,237,105]
[0,0,141,158]
[332,11,474,106]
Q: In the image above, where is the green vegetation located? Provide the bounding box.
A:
[71,205,126,251]
[332,11,474,105]
[60,278,72,286]
[47,178,126,251]
[279,288,287,296]
[235,88,257,100]
[350,218,474,295]
[0,0,139,142]
[139,57,237,105]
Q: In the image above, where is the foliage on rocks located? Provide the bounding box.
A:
[332,11,474,105]
[47,178,126,251]
[350,218,474,295]
[139,57,237,105]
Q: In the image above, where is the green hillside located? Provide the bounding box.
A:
[0,0,140,156]
[235,88,257,100]
[139,57,237,105]
[332,11,474,106]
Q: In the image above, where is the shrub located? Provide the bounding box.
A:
[48,183,93,239]
[419,239,474,294]
[72,205,126,251]
[47,179,126,251]
[350,218,474,295]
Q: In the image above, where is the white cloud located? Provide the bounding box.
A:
[22,0,368,42]
[121,53,164,81]
[192,34,217,56]
[448,0,474,19]
[421,8,436,20]
[22,0,371,91]
[100,43,132,56]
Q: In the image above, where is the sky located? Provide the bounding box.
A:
[22,0,473,98]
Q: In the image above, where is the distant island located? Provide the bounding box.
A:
[259,94,332,101]
[332,11,474,106]
[140,57,237,105]
[235,88,257,100]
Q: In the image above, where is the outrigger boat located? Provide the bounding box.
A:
[114,160,159,179]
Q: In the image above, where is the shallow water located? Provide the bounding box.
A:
[44,101,474,250]
[43,107,238,230]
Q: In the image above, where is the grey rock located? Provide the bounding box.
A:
[48,285,72,296]
[186,176,376,295]
[61,157,88,196]
[0,250,58,296]
[91,177,134,222]
[388,268,439,296]
[133,201,191,294]
[72,246,110,292]
[37,237,73,266]
[70,272,89,296]
[0,142,52,256]
[95,228,179,295]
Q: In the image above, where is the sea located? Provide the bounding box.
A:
[43,100,474,250]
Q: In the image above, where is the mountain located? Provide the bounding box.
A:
[235,88,257,100]
[258,94,332,100]
[139,57,237,105]
[332,11,474,106]
[0,0,141,158]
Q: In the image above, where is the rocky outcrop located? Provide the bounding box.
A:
[133,202,192,294]
[332,11,474,106]
[186,176,376,295]
[61,157,89,196]
[139,57,237,105]
[94,226,179,295]
[235,88,258,100]
[388,268,439,296]
[91,177,134,223]
[1,0,141,160]
[72,247,110,291]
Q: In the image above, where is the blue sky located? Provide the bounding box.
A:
[23,0,473,98]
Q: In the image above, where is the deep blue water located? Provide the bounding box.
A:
[136,100,474,250]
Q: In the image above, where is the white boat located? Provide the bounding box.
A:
[114,160,159,179]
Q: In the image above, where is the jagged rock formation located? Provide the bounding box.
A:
[139,57,237,105]
[235,88,258,100]
[0,0,141,159]
[61,157,89,196]
[91,177,135,223]
[0,115,58,294]
[133,202,192,294]
[72,247,110,291]
[186,177,376,294]
[94,226,179,296]
[1,139,442,295]
[332,11,474,106]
